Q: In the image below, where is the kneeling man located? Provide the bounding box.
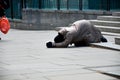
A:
[46,20,107,48]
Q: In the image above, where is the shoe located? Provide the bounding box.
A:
[101,36,107,42]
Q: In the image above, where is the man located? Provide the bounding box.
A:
[46,20,107,48]
[0,0,10,40]
[0,0,10,17]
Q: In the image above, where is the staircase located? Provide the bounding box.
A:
[90,12,120,45]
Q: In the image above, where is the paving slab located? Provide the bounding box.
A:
[46,73,116,80]
[90,42,120,51]
[86,65,120,79]
[90,34,120,51]
[0,29,119,80]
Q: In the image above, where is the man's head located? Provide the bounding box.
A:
[54,33,65,43]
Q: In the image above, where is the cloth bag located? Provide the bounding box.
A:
[0,16,10,34]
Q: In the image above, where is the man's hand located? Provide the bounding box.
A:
[46,42,54,48]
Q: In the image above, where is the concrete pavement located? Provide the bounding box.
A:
[0,29,120,80]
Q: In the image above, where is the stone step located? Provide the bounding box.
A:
[90,42,120,51]
[95,25,120,33]
[90,20,120,27]
[112,12,120,16]
[97,16,120,22]
[115,37,120,45]
[102,32,120,36]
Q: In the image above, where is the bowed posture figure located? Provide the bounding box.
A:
[46,20,107,48]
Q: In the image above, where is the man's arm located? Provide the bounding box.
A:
[53,33,73,48]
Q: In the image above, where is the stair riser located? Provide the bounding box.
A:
[97,17,120,22]
[112,12,120,16]
[115,37,120,45]
[91,21,120,27]
[97,27,120,33]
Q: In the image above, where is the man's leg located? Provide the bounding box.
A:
[74,39,89,47]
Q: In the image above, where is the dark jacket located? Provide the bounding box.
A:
[0,0,10,17]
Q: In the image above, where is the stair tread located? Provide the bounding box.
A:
[95,25,120,29]
[115,37,120,39]
[112,12,120,16]
[98,16,120,18]
[91,42,120,51]
[90,20,120,23]
[102,32,120,36]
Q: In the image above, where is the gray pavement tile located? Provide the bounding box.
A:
[0,74,48,80]
[0,56,40,65]
[21,73,46,80]
[109,79,120,80]
[2,62,60,71]
[40,69,93,76]
[48,49,120,67]
[0,29,120,80]
[46,73,117,80]
[0,75,26,80]
[0,68,39,76]
[87,65,120,78]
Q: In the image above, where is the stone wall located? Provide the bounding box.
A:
[10,9,112,30]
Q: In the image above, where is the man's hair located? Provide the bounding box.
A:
[54,33,65,43]
[101,36,107,42]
